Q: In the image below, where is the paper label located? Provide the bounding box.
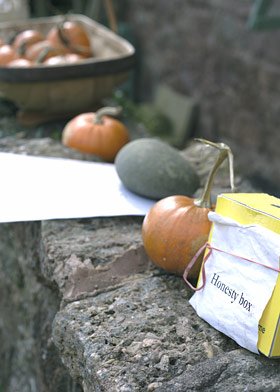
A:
[189,212,280,354]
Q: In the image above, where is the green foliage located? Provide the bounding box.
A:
[112,89,173,137]
[132,104,172,136]
[248,0,280,31]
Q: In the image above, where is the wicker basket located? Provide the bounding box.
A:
[0,14,135,115]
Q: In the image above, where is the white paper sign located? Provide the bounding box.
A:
[189,211,280,354]
[0,152,156,222]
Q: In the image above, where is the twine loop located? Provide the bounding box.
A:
[183,242,280,291]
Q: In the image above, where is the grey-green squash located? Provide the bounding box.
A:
[115,138,200,200]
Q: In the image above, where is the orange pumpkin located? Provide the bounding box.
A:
[24,40,59,62]
[62,106,130,162]
[0,44,20,66]
[8,58,33,67]
[44,53,85,66]
[142,139,235,279]
[46,20,91,57]
[12,29,44,56]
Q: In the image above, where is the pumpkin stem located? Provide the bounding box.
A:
[57,20,70,47]
[94,106,122,124]
[57,16,90,56]
[17,39,29,56]
[35,46,61,64]
[194,139,236,208]
[7,31,18,46]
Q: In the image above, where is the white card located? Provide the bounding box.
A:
[0,152,156,222]
[189,212,280,354]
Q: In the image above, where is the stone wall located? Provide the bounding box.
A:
[2,137,269,392]
[123,0,280,194]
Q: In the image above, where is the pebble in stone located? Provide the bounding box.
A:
[147,382,163,391]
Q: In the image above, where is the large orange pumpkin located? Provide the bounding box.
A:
[46,20,91,57]
[142,139,235,279]
[62,106,130,162]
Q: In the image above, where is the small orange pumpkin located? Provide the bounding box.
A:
[142,139,235,279]
[46,20,91,57]
[0,44,20,66]
[12,29,44,52]
[24,40,59,62]
[8,58,33,67]
[44,53,85,66]
[62,106,130,162]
